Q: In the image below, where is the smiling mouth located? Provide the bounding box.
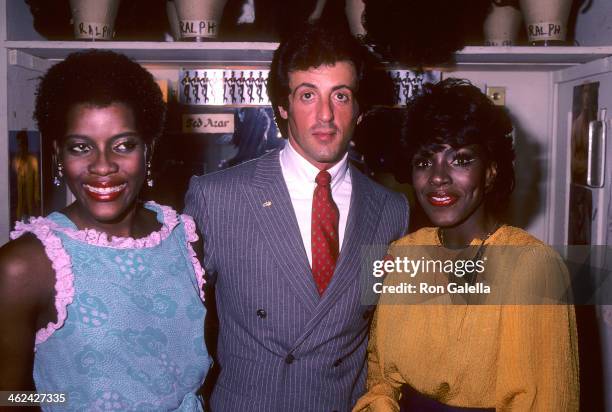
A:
[84,183,127,194]
[83,183,127,201]
[427,193,458,207]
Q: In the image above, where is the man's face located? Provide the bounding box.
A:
[279,61,361,170]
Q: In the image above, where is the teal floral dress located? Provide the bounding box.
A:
[11,202,211,411]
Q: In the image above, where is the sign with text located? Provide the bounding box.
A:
[179,19,218,38]
[527,21,565,42]
[182,113,235,134]
[74,21,114,40]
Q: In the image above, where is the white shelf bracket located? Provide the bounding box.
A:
[8,49,53,72]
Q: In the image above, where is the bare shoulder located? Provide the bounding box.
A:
[0,234,55,308]
[0,234,50,277]
[0,235,55,390]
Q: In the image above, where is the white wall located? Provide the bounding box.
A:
[575,0,612,46]
[442,70,553,242]
[6,0,43,41]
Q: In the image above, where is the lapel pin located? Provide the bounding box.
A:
[262,201,272,207]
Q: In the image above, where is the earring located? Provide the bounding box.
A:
[53,161,64,187]
[146,160,154,188]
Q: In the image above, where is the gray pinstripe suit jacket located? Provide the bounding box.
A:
[184,149,409,412]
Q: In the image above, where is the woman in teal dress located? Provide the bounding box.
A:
[0,50,211,411]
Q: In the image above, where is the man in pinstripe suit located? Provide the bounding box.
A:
[185,24,409,412]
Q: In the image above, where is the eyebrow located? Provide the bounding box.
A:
[64,132,141,140]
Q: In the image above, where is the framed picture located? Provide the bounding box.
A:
[146,106,284,210]
[179,69,270,106]
[9,130,42,227]
[568,183,592,245]
[388,70,441,106]
[571,82,599,185]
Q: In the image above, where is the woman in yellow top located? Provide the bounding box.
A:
[354,78,579,411]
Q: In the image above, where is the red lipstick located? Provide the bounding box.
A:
[426,192,458,207]
[83,182,127,202]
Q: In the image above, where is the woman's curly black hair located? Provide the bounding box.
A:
[34,50,166,146]
[395,78,515,215]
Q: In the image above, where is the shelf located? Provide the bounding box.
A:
[3,41,279,65]
[4,42,612,70]
[456,46,612,64]
[451,46,612,70]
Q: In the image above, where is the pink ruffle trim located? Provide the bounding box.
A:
[181,214,206,302]
[46,202,179,249]
[10,219,75,347]
[8,202,179,347]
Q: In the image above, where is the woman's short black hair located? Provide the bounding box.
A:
[268,22,369,137]
[34,50,166,146]
[396,78,515,214]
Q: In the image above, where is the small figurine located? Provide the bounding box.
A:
[200,71,210,104]
[182,70,192,103]
[247,71,255,103]
[227,71,237,104]
[255,71,265,103]
[237,71,246,103]
[192,71,201,104]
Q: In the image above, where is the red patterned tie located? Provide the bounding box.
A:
[311,170,340,295]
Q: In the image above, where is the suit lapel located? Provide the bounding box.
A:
[291,166,386,350]
[243,150,320,311]
[325,166,382,300]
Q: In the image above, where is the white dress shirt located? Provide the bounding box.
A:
[279,141,352,267]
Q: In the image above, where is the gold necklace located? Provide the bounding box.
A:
[437,225,500,335]
[438,223,500,285]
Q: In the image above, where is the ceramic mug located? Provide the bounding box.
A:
[483,3,522,46]
[174,0,228,40]
[345,0,366,39]
[166,0,182,41]
[69,0,121,40]
[520,0,572,45]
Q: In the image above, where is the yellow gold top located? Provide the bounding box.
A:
[353,225,579,411]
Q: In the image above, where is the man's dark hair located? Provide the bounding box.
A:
[35,50,166,146]
[396,78,515,215]
[268,23,369,137]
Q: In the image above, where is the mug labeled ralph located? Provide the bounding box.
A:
[175,0,228,39]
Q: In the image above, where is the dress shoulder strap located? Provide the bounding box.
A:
[10,217,75,346]
[179,213,206,302]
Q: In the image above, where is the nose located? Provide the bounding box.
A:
[428,162,451,186]
[317,97,334,123]
[89,150,118,176]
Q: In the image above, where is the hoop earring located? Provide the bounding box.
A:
[53,159,64,187]
[146,160,154,188]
